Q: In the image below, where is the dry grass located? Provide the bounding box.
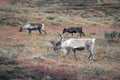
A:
[0,0,120,80]
[0,24,120,80]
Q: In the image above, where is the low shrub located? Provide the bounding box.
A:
[0,56,28,80]
[79,64,110,75]
[0,48,8,55]
[51,20,61,26]
[0,4,16,12]
[9,52,19,58]
[104,31,120,40]
[45,10,55,13]
[46,16,55,20]
[0,21,20,27]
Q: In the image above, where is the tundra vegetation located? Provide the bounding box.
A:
[0,0,120,80]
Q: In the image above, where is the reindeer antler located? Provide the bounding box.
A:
[56,32,62,41]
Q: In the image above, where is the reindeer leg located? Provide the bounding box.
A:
[71,33,73,37]
[38,29,41,35]
[88,53,93,61]
[82,32,85,37]
[79,33,82,37]
[28,30,31,35]
[73,49,79,61]
[87,47,94,61]
[64,47,71,60]
[42,30,47,35]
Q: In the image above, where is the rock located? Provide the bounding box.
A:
[41,76,52,80]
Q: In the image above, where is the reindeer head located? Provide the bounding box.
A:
[62,28,67,34]
[19,24,28,32]
[50,33,62,51]
[19,24,25,32]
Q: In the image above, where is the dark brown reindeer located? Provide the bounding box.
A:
[63,27,85,37]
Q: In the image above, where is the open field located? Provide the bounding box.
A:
[0,24,120,80]
[0,0,120,80]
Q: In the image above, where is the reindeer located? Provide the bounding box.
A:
[63,27,85,37]
[19,23,47,35]
[50,33,96,61]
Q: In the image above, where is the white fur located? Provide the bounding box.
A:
[61,38,96,61]
[22,24,30,29]
[41,23,44,30]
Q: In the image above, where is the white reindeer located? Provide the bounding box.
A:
[19,23,47,35]
[51,33,96,61]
